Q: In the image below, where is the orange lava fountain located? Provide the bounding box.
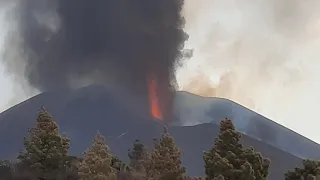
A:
[147,74,163,120]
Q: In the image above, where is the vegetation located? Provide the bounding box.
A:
[203,119,270,180]
[78,132,116,180]
[144,126,185,180]
[285,159,320,180]
[128,140,148,173]
[0,108,316,180]
[18,108,72,180]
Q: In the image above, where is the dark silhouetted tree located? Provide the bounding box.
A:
[184,176,205,180]
[203,119,270,180]
[145,126,185,180]
[64,156,80,180]
[0,160,13,180]
[111,156,130,173]
[111,155,133,180]
[77,132,116,180]
[17,108,70,180]
[285,159,320,180]
[128,140,148,173]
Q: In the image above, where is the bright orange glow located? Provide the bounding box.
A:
[148,75,163,120]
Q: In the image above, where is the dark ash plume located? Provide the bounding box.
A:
[3,0,189,120]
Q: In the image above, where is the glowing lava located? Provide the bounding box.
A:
[148,75,163,120]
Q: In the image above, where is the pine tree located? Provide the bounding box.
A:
[18,108,70,179]
[111,156,130,173]
[78,132,116,180]
[184,176,205,180]
[285,159,320,180]
[64,156,81,180]
[203,119,270,180]
[128,140,148,173]
[0,160,13,180]
[145,126,185,180]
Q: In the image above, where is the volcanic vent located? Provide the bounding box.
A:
[3,0,189,121]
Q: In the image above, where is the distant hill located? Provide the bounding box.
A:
[174,91,320,159]
[0,85,311,179]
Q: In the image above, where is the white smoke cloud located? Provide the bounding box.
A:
[0,4,39,112]
[177,0,320,143]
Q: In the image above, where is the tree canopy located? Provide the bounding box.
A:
[204,119,270,180]
[78,132,116,180]
[128,139,148,173]
[18,108,70,179]
[145,126,185,180]
[285,159,320,180]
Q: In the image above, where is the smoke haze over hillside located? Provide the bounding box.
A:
[177,0,320,142]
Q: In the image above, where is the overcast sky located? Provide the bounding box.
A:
[0,9,15,112]
[1,0,320,143]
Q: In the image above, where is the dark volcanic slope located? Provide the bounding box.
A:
[0,85,302,179]
[175,91,320,159]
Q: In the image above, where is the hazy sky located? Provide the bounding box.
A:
[0,9,15,112]
[1,0,320,143]
[177,0,320,143]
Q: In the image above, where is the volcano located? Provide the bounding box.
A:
[0,85,318,179]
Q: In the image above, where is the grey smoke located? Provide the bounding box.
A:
[1,0,189,120]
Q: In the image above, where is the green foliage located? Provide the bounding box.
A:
[17,108,71,179]
[0,108,283,180]
[145,126,186,180]
[78,132,116,180]
[117,171,147,180]
[184,176,205,180]
[64,156,81,180]
[285,159,320,180]
[128,140,148,173]
[0,160,13,179]
[111,156,131,173]
[203,119,270,180]
[0,160,11,166]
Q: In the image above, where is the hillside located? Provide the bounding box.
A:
[175,91,320,159]
[0,85,309,179]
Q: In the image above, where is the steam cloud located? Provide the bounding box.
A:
[177,0,320,142]
[2,0,188,120]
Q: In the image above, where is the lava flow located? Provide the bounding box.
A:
[148,75,163,120]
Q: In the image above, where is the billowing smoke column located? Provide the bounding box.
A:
[4,0,188,120]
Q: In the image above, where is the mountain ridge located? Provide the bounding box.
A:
[178,90,305,139]
[0,85,317,179]
[1,86,319,159]
[174,90,320,159]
